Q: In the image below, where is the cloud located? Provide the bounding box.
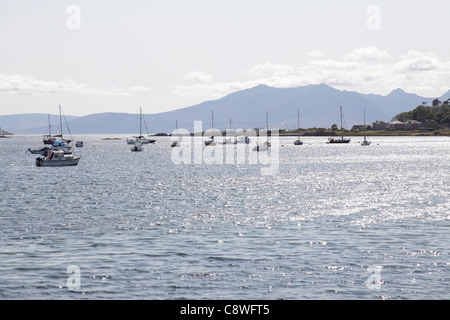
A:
[392,51,440,73]
[306,50,325,59]
[246,61,295,77]
[0,74,151,96]
[182,71,213,84]
[344,46,391,61]
[174,47,450,99]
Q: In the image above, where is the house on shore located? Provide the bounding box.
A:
[372,120,422,131]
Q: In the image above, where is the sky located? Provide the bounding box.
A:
[1,0,450,116]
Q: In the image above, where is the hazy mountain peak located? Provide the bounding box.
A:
[388,88,407,95]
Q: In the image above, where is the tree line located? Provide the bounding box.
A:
[392,98,450,128]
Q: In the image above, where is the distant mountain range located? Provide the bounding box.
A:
[2,84,449,134]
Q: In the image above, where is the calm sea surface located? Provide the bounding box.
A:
[0,134,448,300]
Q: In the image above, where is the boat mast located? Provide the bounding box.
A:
[140,107,142,138]
[364,108,366,140]
[59,105,63,138]
[364,108,366,141]
[297,107,300,139]
[340,106,343,139]
[48,114,51,136]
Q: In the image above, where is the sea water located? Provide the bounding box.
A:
[0,135,448,299]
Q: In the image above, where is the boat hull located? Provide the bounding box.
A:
[127,138,155,145]
[327,138,351,144]
[36,156,80,167]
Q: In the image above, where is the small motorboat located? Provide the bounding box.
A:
[35,150,80,167]
[75,141,84,147]
[131,141,143,152]
[127,136,156,145]
[327,137,351,144]
[28,145,52,155]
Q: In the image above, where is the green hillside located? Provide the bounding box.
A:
[392,99,450,128]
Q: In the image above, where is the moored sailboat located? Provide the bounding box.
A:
[127,108,156,145]
[293,108,303,145]
[253,110,271,151]
[361,108,371,146]
[171,119,180,147]
[205,110,217,146]
[327,106,351,144]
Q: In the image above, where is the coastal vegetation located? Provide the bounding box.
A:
[392,99,450,129]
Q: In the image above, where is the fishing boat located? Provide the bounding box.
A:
[127,108,156,145]
[35,150,80,167]
[327,106,351,144]
[293,108,303,145]
[361,108,371,146]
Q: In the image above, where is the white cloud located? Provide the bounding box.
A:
[344,46,391,61]
[392,51,440,73]
[306,50,325,59]
[246,61,295,77]
[182,71,213,84]
[0,74,150,96]
[174,47,450,99]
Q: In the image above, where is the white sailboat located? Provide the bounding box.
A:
[171,119,180,147]
[293,108,303,145]
[361,108,371,146]
[0,127,9,138]
[253,110,271,151]
[57,105,73,144]
[222,118,237,144]
[205,110,217,146]
[43,114,56,145]
[127,108,156,145]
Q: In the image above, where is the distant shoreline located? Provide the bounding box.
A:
[279,129,450,137]
[3,129,450,137]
